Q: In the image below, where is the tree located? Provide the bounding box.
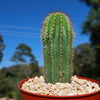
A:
[79,0,100,76]
[79,0,100,46]
[11,43,39,78]
[0,68,13,97]
[0,34,5,63]
[27,63,41,77]
[73,43,96,78]
[11,43,38,65]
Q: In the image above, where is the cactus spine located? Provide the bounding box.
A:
[41,12,74,83]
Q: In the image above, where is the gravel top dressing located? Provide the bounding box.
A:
[22,76,100,96]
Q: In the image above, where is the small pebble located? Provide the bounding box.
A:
[22,76,100,96]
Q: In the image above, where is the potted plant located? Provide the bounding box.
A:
[18,12,100,100]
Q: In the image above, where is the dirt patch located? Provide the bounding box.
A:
[0,97,15,100]
[0,97,6,100]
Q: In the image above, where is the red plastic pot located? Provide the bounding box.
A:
[18,77,100,100]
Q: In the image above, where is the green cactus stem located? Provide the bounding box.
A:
[41,12,74,83]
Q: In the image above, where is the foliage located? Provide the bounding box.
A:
[0,34,5,63]
[11,43,40,80]
[15,89,23,100]
[11,43,38,65]
[73,43,96,78]
[79,0,100,77]
[0,63,42,99]
[0,68,14,97]
[0,43,42,99]
[27,63,41,77]
[79,0,100,46]
[42,12,74,83]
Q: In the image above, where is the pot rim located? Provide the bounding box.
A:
[18,76,100,99]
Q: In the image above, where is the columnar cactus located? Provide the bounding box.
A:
[41,12,74,84]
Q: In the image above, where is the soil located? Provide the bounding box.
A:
[0,97,15,100]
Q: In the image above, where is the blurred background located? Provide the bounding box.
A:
[0,0,100,100]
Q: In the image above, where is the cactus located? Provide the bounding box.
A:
[41,12,74,84]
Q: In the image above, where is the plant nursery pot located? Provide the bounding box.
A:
[18,77,100,100]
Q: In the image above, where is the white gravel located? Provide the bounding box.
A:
[22,76,100,96]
